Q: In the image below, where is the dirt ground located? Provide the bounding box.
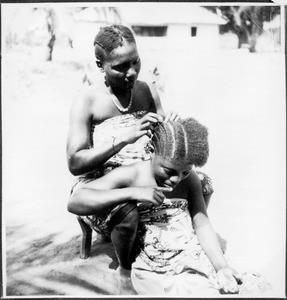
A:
[2,43,286,297]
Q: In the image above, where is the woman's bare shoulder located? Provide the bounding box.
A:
[122,162,143,179]
[135,80,152,93]
[181,169,202,192]
[72,85,96,107]
[102,163,142,188]
[82,81,106,102]
[116,161,150,186]
[71,81,109,117]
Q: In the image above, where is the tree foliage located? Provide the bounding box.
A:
[205,6,280,52]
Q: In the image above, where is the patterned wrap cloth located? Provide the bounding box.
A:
[131,198,219,296]
[71,111,214,238]
[71,111,272,296]
[131,198,273,296]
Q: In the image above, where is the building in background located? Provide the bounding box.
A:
[118,4,226,50]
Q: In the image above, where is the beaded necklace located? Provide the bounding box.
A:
[107,88,133,113]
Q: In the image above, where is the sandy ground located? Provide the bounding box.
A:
[2,43,286,297]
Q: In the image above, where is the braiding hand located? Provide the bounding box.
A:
[131,186,172,206]
[124,113,163,144]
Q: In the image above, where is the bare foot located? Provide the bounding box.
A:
[114,266,136,295]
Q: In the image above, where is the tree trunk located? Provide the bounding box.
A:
[46,9,56,61]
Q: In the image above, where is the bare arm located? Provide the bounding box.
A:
[68,164,171,215]
[66,91,162,176]
[66,92,118,175]
[188,172,240,293]
[68,165,136,215]
[188,172,227,271]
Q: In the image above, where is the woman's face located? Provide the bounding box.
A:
[151,155,192,189]
[103,40,141,90]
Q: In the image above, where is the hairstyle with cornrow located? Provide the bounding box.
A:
[94,25,136,62]
[151,117,209,167]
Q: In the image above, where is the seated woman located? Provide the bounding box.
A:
[68,117,242,295]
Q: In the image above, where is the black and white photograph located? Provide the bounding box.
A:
[1,1,286,297]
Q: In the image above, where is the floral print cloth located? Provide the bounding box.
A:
[131,198,218,296]
[78,110,151,182]
[74,111,152,236]
[131,200,273,296]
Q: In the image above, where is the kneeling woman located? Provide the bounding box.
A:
[68,117,240,296]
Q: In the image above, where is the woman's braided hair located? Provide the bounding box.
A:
[94,25,136,62]
[151,117,209,167]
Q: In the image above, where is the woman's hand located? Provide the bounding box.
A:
[130,186,172,206]
[217,267,242,294]
[123,112,163,144]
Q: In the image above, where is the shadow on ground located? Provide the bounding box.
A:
[6,224,135,296]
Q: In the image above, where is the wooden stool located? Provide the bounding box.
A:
[77,203,135,259]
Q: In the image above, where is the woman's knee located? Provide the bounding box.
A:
[110,202,139,234]
[123,203,139,223]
